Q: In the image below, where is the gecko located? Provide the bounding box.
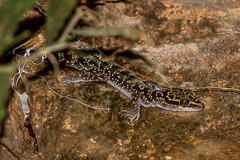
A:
[15,47,204,121]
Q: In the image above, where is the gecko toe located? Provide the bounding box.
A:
[120,109,140,122]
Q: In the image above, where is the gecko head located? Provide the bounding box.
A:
[155,88,204,112]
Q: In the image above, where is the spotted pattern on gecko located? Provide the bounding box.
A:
[58,52,204,121]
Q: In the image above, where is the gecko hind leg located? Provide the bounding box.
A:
[89,52,102,60]
[61,73,108,83]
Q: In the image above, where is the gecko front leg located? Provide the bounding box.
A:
[121,89,141,122]
[145,79,164,91]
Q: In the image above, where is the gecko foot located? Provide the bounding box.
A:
[121,108,140,122]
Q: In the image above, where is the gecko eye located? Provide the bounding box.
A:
[179,97,190,107]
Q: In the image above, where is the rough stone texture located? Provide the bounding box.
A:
[1,0,240,159]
